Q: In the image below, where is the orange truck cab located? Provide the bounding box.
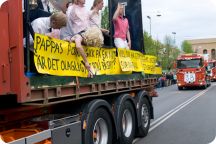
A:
[208,60,216,81]
[175,53,211,90]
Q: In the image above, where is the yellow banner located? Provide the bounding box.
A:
[34,34,88,77]
[85,47,121,75]
[118,48,134,72]
[141,55,157,74]
[34,34,159,77]
[154,66,162,75]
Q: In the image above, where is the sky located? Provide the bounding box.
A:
[85,0,216,47]
[141,0,216,47]
[0,0,7,7]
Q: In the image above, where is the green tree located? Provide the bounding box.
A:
[144,31,163,56]
[181,40,193,53]
[161,35,178,71]
[101,6,109,30]
[160,36,170,70]
[144,31,155,55]
[143,32,181,71]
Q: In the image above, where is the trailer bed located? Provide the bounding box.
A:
[29,73,157,104]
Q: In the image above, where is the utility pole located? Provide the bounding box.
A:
[147,16,151,36]
[172,32,176,45]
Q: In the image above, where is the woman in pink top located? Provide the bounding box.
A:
[68,0,94,77]
[113,3,131,49]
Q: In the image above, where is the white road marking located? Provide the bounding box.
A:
[149,88,210,132]
[150,89,206,127]
[133,85,215,144]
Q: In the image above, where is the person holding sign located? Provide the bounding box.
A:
[113,3,131,49]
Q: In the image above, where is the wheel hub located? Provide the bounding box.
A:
[122,109,133,137]
[141,104,149,128]
[93,118,108,144]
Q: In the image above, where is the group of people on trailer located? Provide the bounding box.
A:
[23,0,131,77]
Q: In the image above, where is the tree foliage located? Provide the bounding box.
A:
[144,32,181,71]
[101,6,109,30]
[144,32,163,57]
[181,40,193,53]
[161,36,181,71]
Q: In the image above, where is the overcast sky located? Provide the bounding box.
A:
[141,0,216,47]
[85,0,216,47]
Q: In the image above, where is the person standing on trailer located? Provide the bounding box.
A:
[113,3,131,49]
[60,1,75,41]
[89,0,109,34]
[69,0,95,78]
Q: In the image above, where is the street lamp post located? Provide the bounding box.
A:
[147,14,162,37]
[147,16,151,36]
[172,32,176,45]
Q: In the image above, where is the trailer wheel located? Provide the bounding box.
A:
[137,97,150,137]
[119,101,136,144]
[83,108,113,144]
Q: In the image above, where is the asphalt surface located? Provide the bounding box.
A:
[134,83,216,144]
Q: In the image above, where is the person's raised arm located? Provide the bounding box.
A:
[113,3,121,21]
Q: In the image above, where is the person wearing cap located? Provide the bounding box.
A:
[113,3,131,49]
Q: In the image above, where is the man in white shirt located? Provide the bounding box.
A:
[24,12,67,73]
[26,12,67,45]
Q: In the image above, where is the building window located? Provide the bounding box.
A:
[212,49,216,59]
[203,49,207,54]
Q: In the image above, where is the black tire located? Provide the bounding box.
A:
[119,101,136,144]
[137,97,151,137]
[83,108,113,144]
[178,86,183,90]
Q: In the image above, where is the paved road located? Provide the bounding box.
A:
[135,83,216,144]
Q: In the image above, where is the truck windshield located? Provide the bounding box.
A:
[177,59,203,69]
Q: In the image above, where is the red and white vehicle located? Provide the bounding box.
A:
[208,60,216,81]
[175,53,211,90]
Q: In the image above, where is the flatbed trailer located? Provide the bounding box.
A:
[0,74,157,144]
[0,0,158,143]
